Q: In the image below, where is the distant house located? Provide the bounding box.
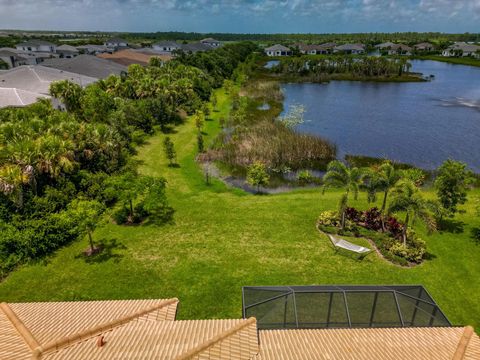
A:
[98,49,172,66]
[414,42,434,51]
[104,37,129,50]
[375,42,396,50]
[16,39,57,53]
[56,44,79,59]
[442,42,480,58]
[265,44,292,57]
[181,42,215,53]
[333,43,365,54]
[0,48,29,68]
[152,41,183,54]
[76,44,110,55]
[387,44,412,56]
[200,38,222,47]
[297,43,336,55]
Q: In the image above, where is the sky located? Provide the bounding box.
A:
[0,0,479,33]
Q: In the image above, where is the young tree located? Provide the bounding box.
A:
[163,136,177,166]
[378,161,402,213]
[388,179,436,246]
[247,161,270,193]
[197,133,205,153]
[434,159,473,218]
[323,160,362,229]
[211,93,218,110]
[193,110,205,131]
[67,199,104,255]
[223,79,234,94]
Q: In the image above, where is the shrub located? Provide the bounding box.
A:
[297,170,315,185]
[345,207,363,223]
[385,216,403,238]
[363,207,382,231]
[389,242,425,263]
[317,211,340,227]
[246,161,270,192]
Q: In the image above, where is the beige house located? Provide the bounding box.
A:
[1,298,479,359]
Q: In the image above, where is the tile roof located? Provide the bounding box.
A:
[0,88,48,108]
[0,65,97,104]
[0,299,179,360]
[257,326,480,360]
[56,45,79,53]
[42,55,126,79]
[1,297,479,360]
[265,44,291,52]
[16,40,56,47]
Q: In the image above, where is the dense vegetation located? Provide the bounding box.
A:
[0,42,257,278]
[270,56,419,81]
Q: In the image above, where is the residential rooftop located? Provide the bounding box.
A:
[42,54,127,79]
[0,297,478,359]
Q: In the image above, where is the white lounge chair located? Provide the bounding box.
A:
[327,234,372,259]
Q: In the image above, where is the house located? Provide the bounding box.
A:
[442,42,480,58]
[297,43,336,55]
[104,37,129,50]
[265,44,292,56]
[56,44,79,58]
[375,42,396,50]
[16,39,57,53]
[333,43,365,54]
[0,48,29,68]
[200,37,222,47]
[0,296,479,359]
[42,54,127,79]
[0,65,97,108]
[414,42,435,51]
[181,42,215,53]
[152,41,182,54]
[76,44,110,55]
[387,44,412,56]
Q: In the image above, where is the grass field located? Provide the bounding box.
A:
[0,87,479,331]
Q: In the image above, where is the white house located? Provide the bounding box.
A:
[200,38,221,47]
[265,44,292,57]
[104,37,129,49]
[16,40,57,53]
[333,44,365,54]
[152,41,182,54]
[56,45,79,59]
[442,42,480,58]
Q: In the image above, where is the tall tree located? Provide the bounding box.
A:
[434,159,473,218]
[388,179,436,246]
[323,160,362,229]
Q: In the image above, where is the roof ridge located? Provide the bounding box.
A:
[452,326,475,360]
[0,302,40,350]
[174,317,258,360]
[31,298,179,359]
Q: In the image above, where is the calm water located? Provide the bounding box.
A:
[281,60,480,171]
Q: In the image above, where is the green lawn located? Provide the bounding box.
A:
[0,88,479,331]
[415,55,480,67]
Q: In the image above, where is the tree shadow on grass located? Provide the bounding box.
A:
[424,252,437,261]
[437,218,465,234]
[167,163,181,168]
[470,227,480,245]
[75,239,127,264]
[161,125,179,134]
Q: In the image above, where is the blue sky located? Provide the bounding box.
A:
[0,0,479,33]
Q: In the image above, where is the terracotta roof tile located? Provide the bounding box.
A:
[42,318,258,359]
[257,326,480,360]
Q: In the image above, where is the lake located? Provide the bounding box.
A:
[281,60,480,171]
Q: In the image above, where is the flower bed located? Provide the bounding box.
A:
[317,207,426,266]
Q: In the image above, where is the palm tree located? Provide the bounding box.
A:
[378,161,401,213]
[323,160,362,229]
[0,164,30,208]
[388,179,436,246]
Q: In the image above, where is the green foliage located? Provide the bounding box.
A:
[49,80,84,112]
[163,137,177,166]
[434,159,473,217]
[197,133,205,153]
[297,170,315,185]
[401,168,426,187]
[67,199,105,251]
[193,110,205,131]
[317,211,340,227]
[246,161,270,192]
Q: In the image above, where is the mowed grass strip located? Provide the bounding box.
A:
[0,88,479,331]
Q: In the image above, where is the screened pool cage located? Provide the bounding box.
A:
[242,285,451,330]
